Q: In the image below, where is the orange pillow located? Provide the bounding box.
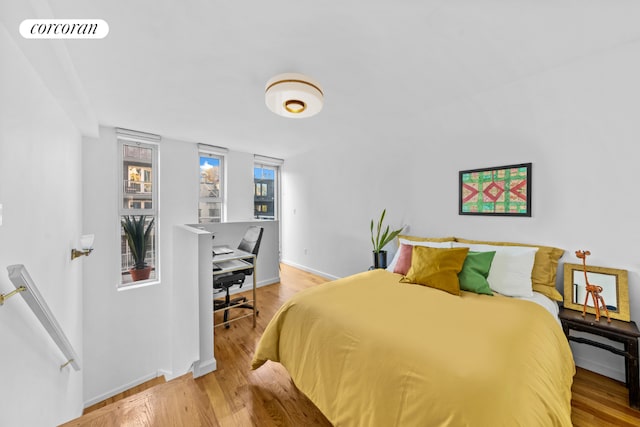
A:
[400,246,469,295]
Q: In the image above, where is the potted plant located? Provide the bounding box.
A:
[370,209,404,269]
[121,215,155,281]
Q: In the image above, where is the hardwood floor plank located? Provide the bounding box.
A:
[68,264,640,426]
[82,376,166,415]
[63,374,218,426]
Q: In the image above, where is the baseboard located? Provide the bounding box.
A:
[280,259,341,281]
[83,371,160,408]
[193,357,217,378]
[225,276,280,296]
[573,353,625,382]
[157,369,174,381]
[257,276,280,287]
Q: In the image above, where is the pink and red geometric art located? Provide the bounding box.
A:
[459,163,531,216]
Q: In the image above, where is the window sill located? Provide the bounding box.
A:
[117,279,160,291]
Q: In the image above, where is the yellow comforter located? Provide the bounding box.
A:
[252,270,575,426]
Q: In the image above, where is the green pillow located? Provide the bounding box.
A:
[458,251,495,295]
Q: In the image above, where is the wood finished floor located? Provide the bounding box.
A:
[68,264,640,426]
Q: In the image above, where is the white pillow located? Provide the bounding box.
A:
[452,242,538,297]
[386,239,453,272]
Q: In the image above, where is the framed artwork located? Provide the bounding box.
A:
[459,163,531,216]
[563,263,630,322]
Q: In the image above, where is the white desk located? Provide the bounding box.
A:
[212,246,257,328]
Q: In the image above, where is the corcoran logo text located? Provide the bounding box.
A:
[20,19,109,39]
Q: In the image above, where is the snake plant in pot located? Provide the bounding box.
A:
[121,215,155,281]
[370,209,404,269]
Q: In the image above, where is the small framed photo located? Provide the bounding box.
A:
[563,263,630,322]
[459,163,531,216]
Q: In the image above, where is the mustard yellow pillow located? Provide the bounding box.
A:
[455,238,564,301]
[400,246,469,295]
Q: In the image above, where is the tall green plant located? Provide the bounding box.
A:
[370,209,404,253]
[121,215,155,270]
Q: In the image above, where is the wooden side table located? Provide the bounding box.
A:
[558,307,640,409]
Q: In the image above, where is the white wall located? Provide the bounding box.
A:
[0,25,84,426]
[225,150,256,221]
[172,225,214,378]
[282,40,640,381]
[82,127,266,405]
[82,127,173,405]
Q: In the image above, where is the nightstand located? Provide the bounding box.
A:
[558,307,640,409]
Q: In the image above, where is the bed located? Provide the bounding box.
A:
[252,238,575,426]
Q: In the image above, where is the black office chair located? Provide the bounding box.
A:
[213,226,263,328]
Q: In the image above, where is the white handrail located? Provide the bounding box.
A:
[6,264,81,371]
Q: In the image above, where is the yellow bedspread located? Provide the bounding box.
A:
[252,269,575,426]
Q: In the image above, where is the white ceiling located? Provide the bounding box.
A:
[7,0,640,158]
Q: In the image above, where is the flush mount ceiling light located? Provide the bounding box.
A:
[265,73,323,118]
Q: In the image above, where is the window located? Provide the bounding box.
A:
[118,129,159,287]
[199,147,225,223]
[254,155,282,220]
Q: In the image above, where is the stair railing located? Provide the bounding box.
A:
[3,264,81,371]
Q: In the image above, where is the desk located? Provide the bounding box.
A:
[212,247,257,328]
[559,307,640,408]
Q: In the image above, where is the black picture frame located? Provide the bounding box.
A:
[459,162,532,217]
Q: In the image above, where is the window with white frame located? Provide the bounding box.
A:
[118,129,159,287]
[199,145,226,223]
[254,155,282,220]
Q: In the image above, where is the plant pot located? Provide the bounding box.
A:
[129,266,152,282]
[373,251,388,269]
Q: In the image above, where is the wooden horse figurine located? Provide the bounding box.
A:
[576,250,610,322]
